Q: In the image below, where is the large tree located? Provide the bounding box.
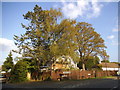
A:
[13,5,109,72]
[49,19,79,63]
[2,51,14,73]
[74,22,109,70]
[13,5,78,68]
[13,5,62,71]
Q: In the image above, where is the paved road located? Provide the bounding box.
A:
[1,78,120,89]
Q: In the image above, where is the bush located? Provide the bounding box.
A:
[9,60,28,83]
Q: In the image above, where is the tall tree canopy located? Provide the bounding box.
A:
[74,22,109,70]
[13,5,109,71]
[13,5,62,71]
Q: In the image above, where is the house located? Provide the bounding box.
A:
[0,65,2,72]
[99,62,120,71]
[51,55,79,70]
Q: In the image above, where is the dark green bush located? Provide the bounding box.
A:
[9,60,28,83]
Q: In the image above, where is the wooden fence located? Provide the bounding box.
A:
[4,70,117,82]
[51,70,117,81]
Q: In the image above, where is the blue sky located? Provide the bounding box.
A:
[0,1,119,65]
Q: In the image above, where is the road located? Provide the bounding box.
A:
[1,78,120,89]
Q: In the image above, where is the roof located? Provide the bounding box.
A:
[100,63,119,68]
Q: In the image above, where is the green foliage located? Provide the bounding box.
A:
[74,22,109,70]
[13,5,63,71]
[86,59,95,70]
[21,58,39,73]
[13,5,109,72]
[101,60,110,63]
[2,51,14,72]
[10,60,29,83]
[77,56,101,70]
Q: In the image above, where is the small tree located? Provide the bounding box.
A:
[85,56,100,70]
[77,56,101,70]
[10,60,29,83]
[2,51,14,73]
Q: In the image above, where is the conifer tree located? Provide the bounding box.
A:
[2,51,14,73]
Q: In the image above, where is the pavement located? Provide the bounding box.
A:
[1,77,120,89]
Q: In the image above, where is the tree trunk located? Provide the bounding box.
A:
[82,63,85,71]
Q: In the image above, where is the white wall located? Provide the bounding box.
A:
[102,67,119,71]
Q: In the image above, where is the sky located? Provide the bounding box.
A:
[0,1,119,65]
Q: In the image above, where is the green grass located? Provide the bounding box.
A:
[59,76,116,81]
[89,76,116,79]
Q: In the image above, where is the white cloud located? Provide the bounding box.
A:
[87,0,103,18]
[107,35,119,46]
[0,38,21,64]
[0,38,17,52]
[61,0,103,19]
[107,35,115,39]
